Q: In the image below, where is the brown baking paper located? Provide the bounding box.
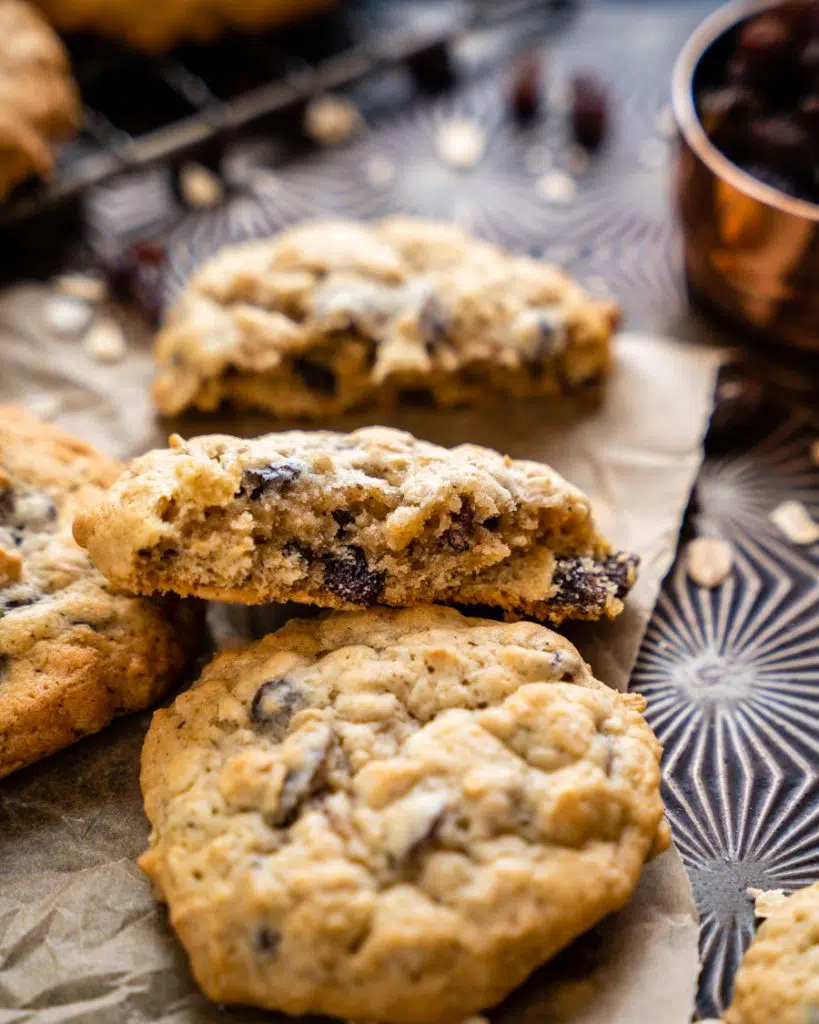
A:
[0,283,721,1024]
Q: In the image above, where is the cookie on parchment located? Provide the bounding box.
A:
[725,882,819,1024]
[0,0,79,201]
[73,426,638,624]
[139,605,668,1023]
[152,217,619,419]
[0,407,201,779]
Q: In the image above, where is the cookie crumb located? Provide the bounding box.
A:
[747,887,789,919]
[304,95,362,146]
[55,273,108,304]
[686,537,734,588]
[437,118,486,170]
[83,320,127,363]
[44,294,94,336]
[810,439,819,466]
[180,163,224,208]
[364,154,396,187]
[769,500,819,545]
[537,170,577,204]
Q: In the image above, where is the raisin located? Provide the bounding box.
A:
[729,14,791,85]
[282,540,314,563]
[250,678,305,740]
[0,488,14,525]
[238,461,303,500]
[570,73,608,151]
[332,509,355,538]
[323,547,385,605]
[98,242,166,327]
[293,359,337,396]
[707,363,771,453]
[0,587,40,617]
[398,388,436,408]
[547,553,638,612]
[255,927,280,955]
[443,499,475,552]
[510,53,542,124]
[749,117,811,172]
[605,553,640,600]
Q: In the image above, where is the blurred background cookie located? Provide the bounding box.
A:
[0,0,79,200]
[30,0,334,50]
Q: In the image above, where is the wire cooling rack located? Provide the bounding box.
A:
[0,0,575,227]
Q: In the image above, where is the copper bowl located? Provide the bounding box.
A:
[673,0,819,352]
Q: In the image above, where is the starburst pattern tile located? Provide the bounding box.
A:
[633,416,819,1018]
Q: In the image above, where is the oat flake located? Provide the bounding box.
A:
[304,95,362,146]
[436,118,486,170]
[83,320,127,363]
[537,170,577,204]
[686,537,734,588]
[44,294,93,336]
[54,273,108,304]
[769,500,819,545]
[180,163,224,208]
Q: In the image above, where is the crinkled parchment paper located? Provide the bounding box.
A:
[0,284,721,1024]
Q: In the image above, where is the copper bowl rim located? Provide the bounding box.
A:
[672,0,819,223]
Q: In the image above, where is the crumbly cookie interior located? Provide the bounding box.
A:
[73,427,637,623]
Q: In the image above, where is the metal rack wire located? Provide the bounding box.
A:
[0,0,574,227]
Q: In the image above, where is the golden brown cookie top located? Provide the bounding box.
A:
[0,407,201,778]
[140,605,667,1022]
[725,882,819,1024]
[153,216,619,417]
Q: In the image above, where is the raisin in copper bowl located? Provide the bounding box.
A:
[673,0,819,351]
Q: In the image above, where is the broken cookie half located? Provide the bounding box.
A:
[152,217,618,419]
[73,426,638,625]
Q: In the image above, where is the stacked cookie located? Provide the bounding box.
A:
[63,418,671,1022]
[0,407,201,778]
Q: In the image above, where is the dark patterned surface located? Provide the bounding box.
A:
[27,2,819,1018]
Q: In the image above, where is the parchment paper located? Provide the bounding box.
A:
[0,283,721,1024]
